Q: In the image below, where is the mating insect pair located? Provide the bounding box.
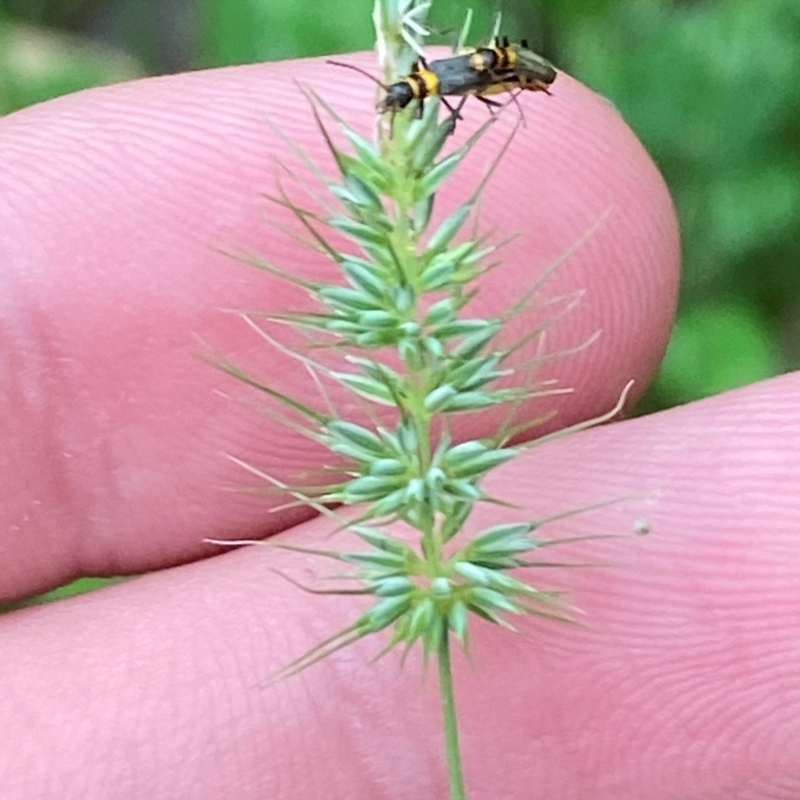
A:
[330,36,555,128]
[378,37,556,118]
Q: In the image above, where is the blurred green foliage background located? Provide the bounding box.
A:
[1,0,798,603]
[2,0,798,409]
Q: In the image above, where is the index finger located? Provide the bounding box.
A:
[0,54,679,600]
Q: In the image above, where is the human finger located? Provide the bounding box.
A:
[3,371,797,798]
[0,55,678,599]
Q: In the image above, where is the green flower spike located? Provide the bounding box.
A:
[211,3,645,798]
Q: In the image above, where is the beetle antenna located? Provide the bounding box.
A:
[326,60,389,91]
